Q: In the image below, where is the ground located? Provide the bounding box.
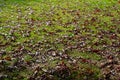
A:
[0,0,120,80]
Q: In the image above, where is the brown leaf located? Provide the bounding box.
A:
[4,56,11,61]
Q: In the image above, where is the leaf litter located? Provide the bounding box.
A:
[0,0,120,80]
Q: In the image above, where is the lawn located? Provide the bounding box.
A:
[0,0,120,80]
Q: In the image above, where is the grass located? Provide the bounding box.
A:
[0,0,120,80]
[69,49,102,60]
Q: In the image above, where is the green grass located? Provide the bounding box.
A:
[0,0,120,80]
[69,49,102,60]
